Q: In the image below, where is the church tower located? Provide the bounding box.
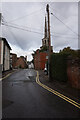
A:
[40,15,53,52]
[44,16,47,38]
[42,16,49,47]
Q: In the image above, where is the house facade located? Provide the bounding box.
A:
[0,37,11,71]
[10,53,17,69]
[34,49,48,70]
[10,54,27,69]
[16,56,27,69]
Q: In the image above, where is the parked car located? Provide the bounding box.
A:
[44,67,48,75]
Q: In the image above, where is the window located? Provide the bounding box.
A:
[45,40,46,45]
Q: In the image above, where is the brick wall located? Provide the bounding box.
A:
[10,53,17,68]
[67,57,80,89]
[16,57,27,69]
[34,51,48,70]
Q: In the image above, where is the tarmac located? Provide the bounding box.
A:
[38,70,80,104]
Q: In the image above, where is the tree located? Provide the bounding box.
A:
[39,46,48,52]
[59,47,80,58]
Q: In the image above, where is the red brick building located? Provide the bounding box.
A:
[34,49,48,70]
[10,53,27,69]
[16,56,27,69]
[10,53,17,69]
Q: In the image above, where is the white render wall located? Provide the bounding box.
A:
[4,44,10,71]
[0,40,10,71]
[0,40,3,71]
[1,40,3,65]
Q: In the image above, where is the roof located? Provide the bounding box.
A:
[0,37,12,50]
[10,53,17,56]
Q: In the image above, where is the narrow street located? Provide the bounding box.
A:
[2,69,79,118]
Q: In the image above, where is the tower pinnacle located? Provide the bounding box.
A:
[44,16,47,38]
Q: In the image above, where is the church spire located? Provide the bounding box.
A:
[44,16,47,38]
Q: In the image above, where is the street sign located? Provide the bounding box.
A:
[46,56,48,59]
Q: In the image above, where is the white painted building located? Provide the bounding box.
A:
[0,38,11,71]
[0,13,2,37]
[28,63,34,69]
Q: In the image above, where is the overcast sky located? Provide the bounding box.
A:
[0,2,78,61]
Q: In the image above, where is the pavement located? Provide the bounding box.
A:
[2,69,80,119]
[39,70,80,104]
[2,69,17,78]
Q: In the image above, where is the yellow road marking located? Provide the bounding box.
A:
[2,73,12,80]
[0,71,16,81]
[36,71,80,109]
[37,78,80,106]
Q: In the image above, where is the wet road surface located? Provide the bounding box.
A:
[2,69,80,118]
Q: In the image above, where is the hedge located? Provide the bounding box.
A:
[50,53,68,82]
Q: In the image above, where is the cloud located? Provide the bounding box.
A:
[1,2,78,61]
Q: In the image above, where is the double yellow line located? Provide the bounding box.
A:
[0,71,16,81]
[36,71,80,109]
